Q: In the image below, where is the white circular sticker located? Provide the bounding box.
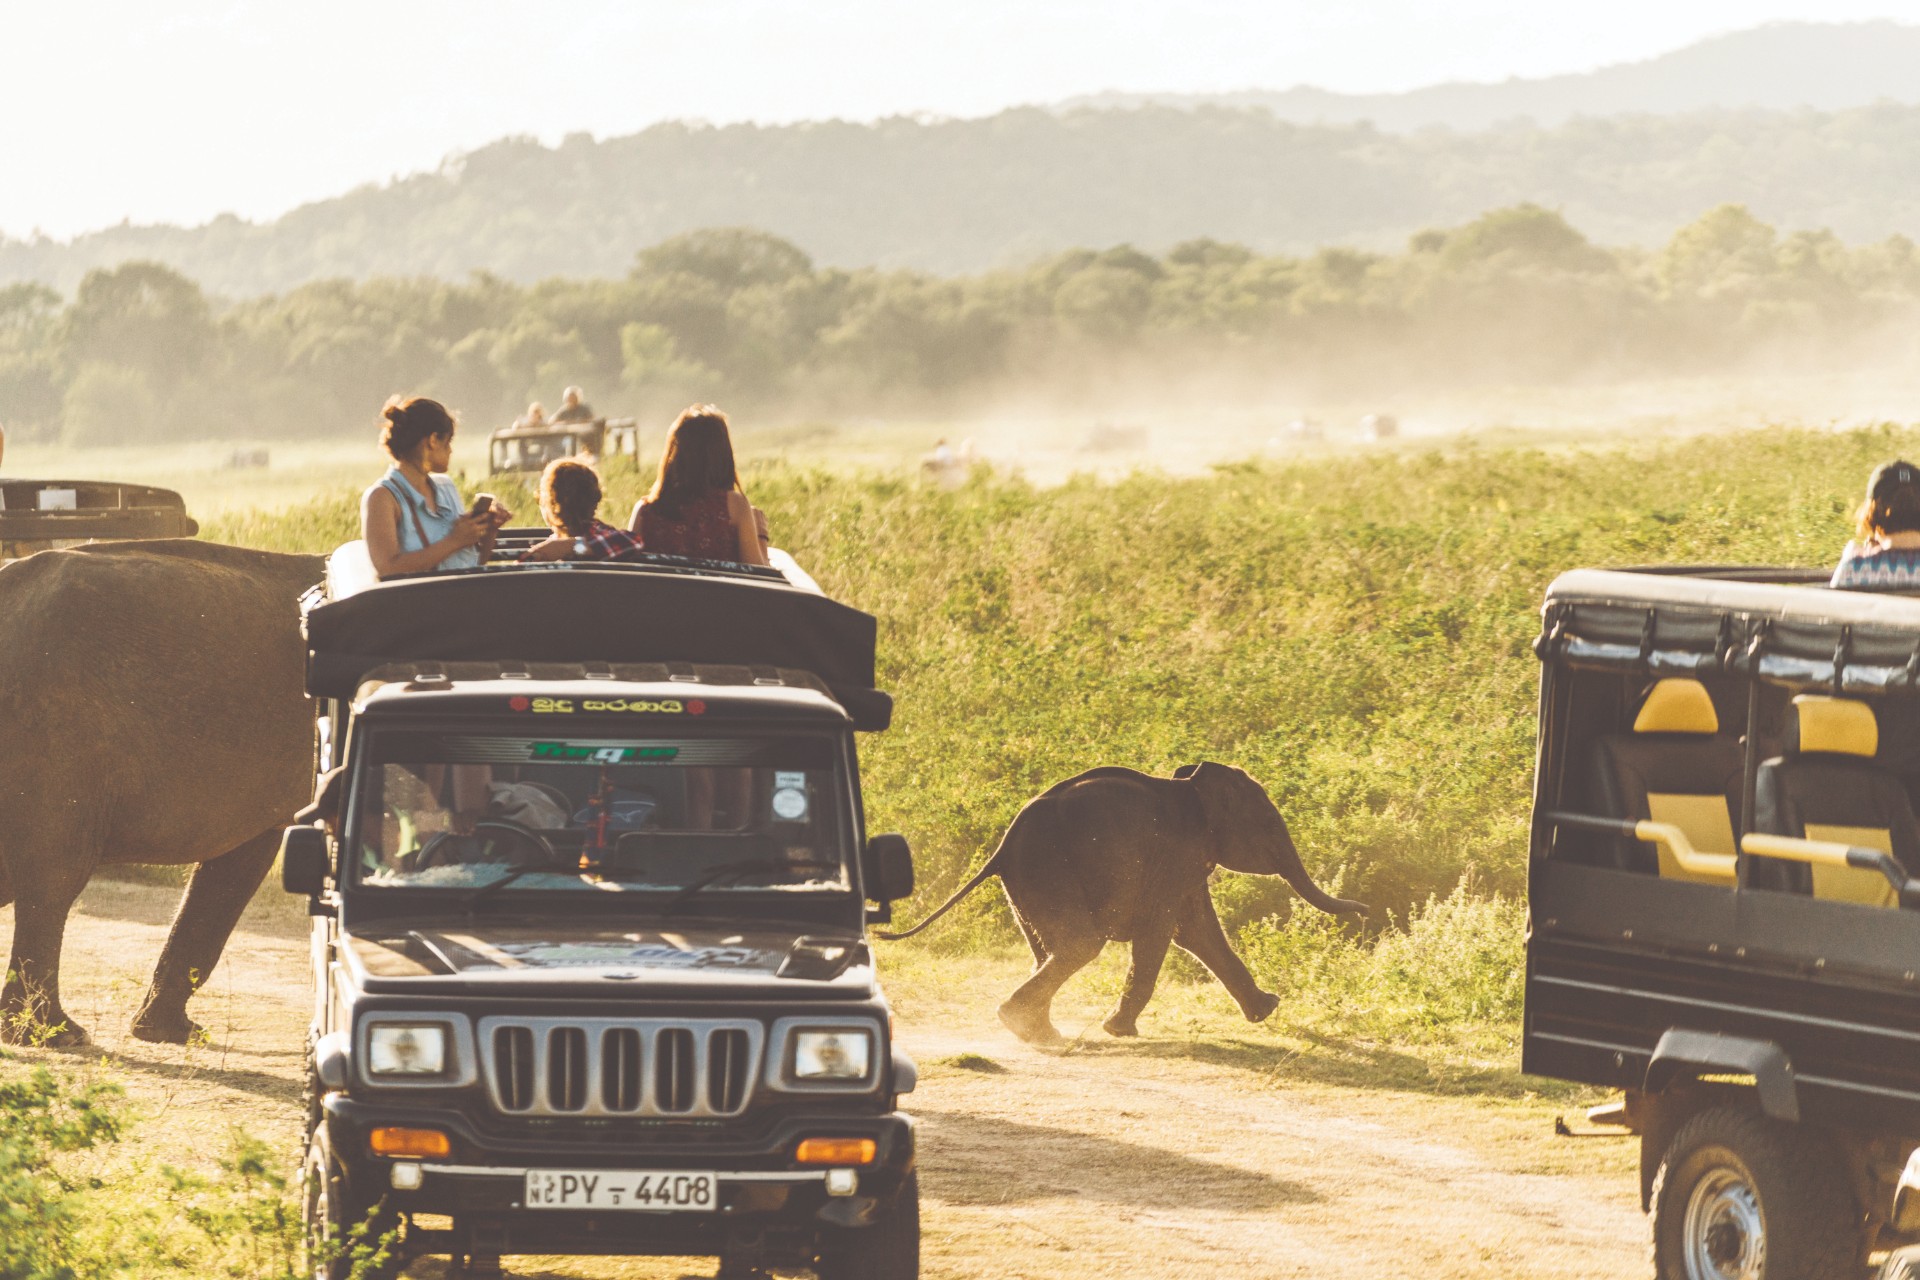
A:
[771,787,809,821]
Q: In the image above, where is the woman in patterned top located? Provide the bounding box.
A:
[521,457,646,562]
[1833,460,1920,590]
[627,405,769,566]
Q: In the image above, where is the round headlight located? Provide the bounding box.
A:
[367,1023,448,1076]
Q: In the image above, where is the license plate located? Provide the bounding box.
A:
[523,1169,718,1211]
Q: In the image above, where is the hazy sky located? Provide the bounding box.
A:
[4,0,1918,239]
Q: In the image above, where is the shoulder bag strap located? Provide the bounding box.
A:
[383,475,434,551]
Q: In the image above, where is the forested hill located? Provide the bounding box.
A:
[10,100,1920,296]
[1065,21,1920,130]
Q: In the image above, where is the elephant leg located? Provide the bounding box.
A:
[1102,922,1175,1038]
[1,847,92,1047]
[132,829,280,1045]
[998,930,1102,1047]
[1010,903,1047,968]
[1173,890,1279,1024]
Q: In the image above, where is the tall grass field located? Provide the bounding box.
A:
[204,423,1908,966]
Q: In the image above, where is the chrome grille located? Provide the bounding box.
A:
[495,1025,535,1110]
[479,1018,764,1118]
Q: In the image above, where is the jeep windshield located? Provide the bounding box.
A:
[348,730,850,896]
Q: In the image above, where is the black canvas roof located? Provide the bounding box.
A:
[1539,567,1920,697]
[0,479,196,541]
[305,564,889,728]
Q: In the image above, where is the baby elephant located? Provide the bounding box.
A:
[879,763,1367,1044]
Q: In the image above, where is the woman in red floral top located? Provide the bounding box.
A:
[521,458,647,562]
[628,405,769,566]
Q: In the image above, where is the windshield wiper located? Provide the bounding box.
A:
[464,858,598,913]
[660,859,841,915]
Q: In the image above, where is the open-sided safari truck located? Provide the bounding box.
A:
[487,417,640,476]
[285,539,919,1279]
[1528,566,1920,1279]
[0,478,196,560]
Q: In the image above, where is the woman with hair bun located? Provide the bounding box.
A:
[521,457,645,562]
[1833,460,1920,590]
[628,404,768,566]
[360,395,510,578]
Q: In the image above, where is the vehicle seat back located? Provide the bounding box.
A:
[1753,695,1916,907]
[1586,678,1741,882]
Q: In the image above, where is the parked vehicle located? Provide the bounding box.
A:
[0,478,197,561]
[1526,565,1920,1279]
[1357,413,1398,442]
[286,535,917,1279]
[487,417,639,476]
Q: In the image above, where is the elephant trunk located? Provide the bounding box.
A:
[1262,815,1368,918]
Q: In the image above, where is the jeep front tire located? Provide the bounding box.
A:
[817,1171,920,1280]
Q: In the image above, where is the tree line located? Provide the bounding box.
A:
[3,203,1918,447]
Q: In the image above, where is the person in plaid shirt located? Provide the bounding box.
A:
[521,458,649,563]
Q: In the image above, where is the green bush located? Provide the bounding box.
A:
[0,1055,397,1280]
[0,1067,125,1280]
[1239,881,1528,1044]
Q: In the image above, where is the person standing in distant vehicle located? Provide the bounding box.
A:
[628,404,768,566]
[552,386,595,424]
[361,396,510,578]
[1833,460,1920,590]
[514,402,547,430]
[521,457,646,562]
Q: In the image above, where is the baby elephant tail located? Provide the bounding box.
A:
[873,834,1013,941]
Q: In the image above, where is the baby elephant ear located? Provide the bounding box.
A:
[1172,764,1203,780]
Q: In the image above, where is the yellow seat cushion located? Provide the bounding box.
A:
[1634,679,1719,735]
[1792,696,1879,758]
[1645,793,1738,886]
[1804,823,1899,908]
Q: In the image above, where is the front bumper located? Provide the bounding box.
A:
[321,1095,914,1258]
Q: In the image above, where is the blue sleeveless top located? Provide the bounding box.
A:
[375,466,479,572]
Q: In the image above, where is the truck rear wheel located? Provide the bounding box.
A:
[816,1171,920,1280]
[1650,1107,1857,1280]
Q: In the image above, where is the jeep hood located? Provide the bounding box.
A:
[342,920,873,998]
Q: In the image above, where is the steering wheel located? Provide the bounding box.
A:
[473,818,560,868]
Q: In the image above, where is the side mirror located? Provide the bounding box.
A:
[863,834,914,904]
[281,825,332,897]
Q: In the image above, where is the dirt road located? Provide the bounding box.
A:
[1,881,1645,1279]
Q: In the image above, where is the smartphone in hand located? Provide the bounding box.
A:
[470,493,495,519]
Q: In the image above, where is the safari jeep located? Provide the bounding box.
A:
[1526,566,1920,1280]
[283,539,919,1279]
[0,477,196,561]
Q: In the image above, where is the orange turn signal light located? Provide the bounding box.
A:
[369,1126,450,1158]
[795,1137,877,1166]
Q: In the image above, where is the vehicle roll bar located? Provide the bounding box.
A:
[1543,811,1920,906]
[1542,811,1737,883]
[1740,833,1920,907]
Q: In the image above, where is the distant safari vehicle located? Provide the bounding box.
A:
[488,417,639,476]
[1357,414,1398,442]
[1080,422,1148,454]
[1527,565,1920,1279]
[0,478,197,562]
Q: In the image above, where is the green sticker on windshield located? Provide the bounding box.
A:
[531,742,680,763]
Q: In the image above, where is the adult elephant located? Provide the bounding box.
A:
[879,763,1367,1045]
[0,539,322,1046]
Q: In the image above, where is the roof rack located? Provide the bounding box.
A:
[0,478,197,544]
[305,542,890,729]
